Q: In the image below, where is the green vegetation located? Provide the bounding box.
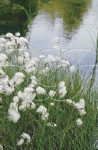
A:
[0,33,97,149]
[0,0,38,35]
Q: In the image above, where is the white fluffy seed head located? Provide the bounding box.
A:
[47,122,57,127]
[17,138,24,146]
[78,109,86,116]
[76,118,83,126]
[13,96,19,103]
[59,86,67,99]
[8,109,20,123]
[6,33,14,38]
[55,37,60,43]
[60,60,70,67]
[0,53,8,62]
[24,87,34,93]
[36,105,49,120]
[45,55,56,63]
[30,102,36,109]
[36,86,46,95]
[19,104,27,111]
[36,105,47,114]
[18,37,28,46]
[15,32,20,37]
[11,72,25,85]
[49,90,56,97]
[75,99,85,110]
[50,103,54,106]
[0,37,6,43]
[58,81,65,89]
[21,133,30,142]
[4,86,14,95]
[17,91,23,99]
[66,99,75,105]
[14,72,25,78]
[69,65,75,72]
[41,112,49,120]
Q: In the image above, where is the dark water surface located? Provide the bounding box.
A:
[0,0,37,35]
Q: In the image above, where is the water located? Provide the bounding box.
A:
[26,0,98,78]
[0,0,98,85]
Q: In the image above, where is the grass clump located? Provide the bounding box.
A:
[0,33,97,150]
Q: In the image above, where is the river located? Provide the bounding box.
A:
[0,0,98,85]
[26,0,98,80]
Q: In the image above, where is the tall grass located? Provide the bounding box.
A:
[0,33,97,150]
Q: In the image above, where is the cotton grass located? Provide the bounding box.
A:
[0,33,97,150]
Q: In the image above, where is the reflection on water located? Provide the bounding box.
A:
[39,0,91,32]
[27,0,97,64]
[26,0,98,87]
[0,0,98,86]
